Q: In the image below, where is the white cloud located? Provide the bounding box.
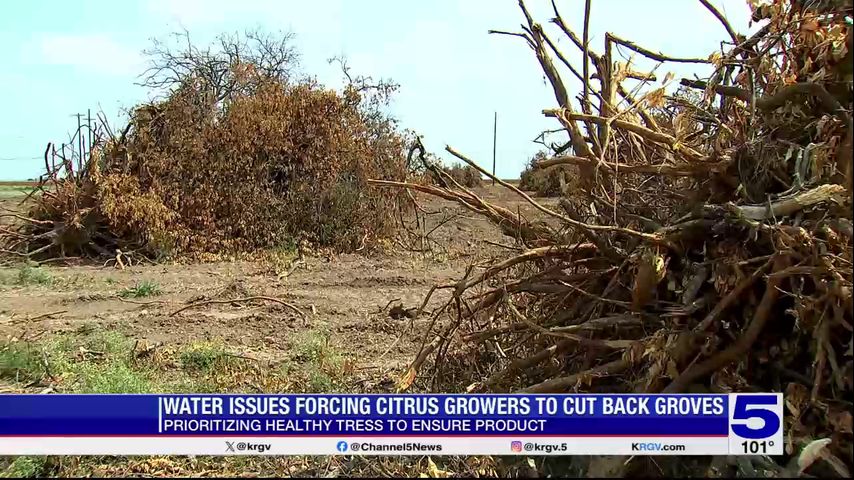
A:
[34,34,143,77]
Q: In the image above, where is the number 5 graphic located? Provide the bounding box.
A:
[731,395,780,439]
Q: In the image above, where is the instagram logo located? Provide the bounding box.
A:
[511,441,523,453]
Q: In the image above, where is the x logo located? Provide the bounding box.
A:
[225,441,235,452]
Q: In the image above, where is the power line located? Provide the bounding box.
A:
[0,157,42,161]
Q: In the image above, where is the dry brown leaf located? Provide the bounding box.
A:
[826,408,853,435]
[631,249,667,311]
[708,51,723,68]
[665,359,680,379]
[646,88,666,109]
[801,19,820,34]
[785,382,809,417]
[673,112,694,141]
[421,457,449,478]
[397,367,416,392]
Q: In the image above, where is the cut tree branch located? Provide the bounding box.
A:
[699,0,741,49]
[545,110,706,160]
[607,33,711,64]
[538,154,731,176]
[729,184,847,221]
[581,0,593,116]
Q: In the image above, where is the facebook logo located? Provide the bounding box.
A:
[336,441,348,452]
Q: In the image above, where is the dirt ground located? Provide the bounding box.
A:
[0,185,591,477]
[1,185,557,390]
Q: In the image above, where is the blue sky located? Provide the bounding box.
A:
[0,0,753,180]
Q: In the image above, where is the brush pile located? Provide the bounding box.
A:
[373,0,852,475]
[519,150,579,196]
[1,34,408,261]
[440,164,484,188]
[406,137,483,189]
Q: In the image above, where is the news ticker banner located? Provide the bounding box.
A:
[0,393,782,456]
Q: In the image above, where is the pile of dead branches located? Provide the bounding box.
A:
[372,0,852,475]
[1,32,409,262]
[519,150,579,196]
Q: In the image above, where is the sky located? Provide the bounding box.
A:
[0,0,754,181]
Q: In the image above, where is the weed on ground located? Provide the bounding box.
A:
[0,264,53,287]
[117,280,161,298]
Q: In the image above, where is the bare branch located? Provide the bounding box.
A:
[537,154,731,176]
[698,0,741,48]
[138,28,298,103]
[607,33,711,64]
[488,30,535,49]
[582,0,593,115]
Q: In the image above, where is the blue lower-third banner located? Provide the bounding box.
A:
[0,393,783,455]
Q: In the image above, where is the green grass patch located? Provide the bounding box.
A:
[0,329,362,476]
[11,264,53,286]
[0,342,45,383]
[304,364,337,392]
[264,238,300,276]
[1,331,152,393]
[274,237,299,257]
[0,185,32,199]
[288,326,345,392]
[74,361,153,393]
[180,342,228,371]
[2,326,349,396]
[291,327,336,364]
[0,456,48,478]
[174,341,283,393]
[118,280,161,298]
[52,331,153,393]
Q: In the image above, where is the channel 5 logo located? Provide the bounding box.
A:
[728,393,783,455]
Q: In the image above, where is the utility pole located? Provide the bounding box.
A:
[73,113,84,173]
[87,109,93,156]
[492,111,497,186]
